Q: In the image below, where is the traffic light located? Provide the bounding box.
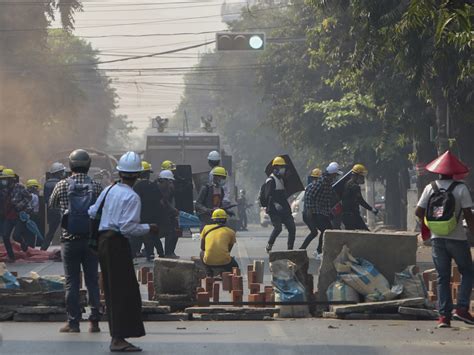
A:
[216,32,265,51]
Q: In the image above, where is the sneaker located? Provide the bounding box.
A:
[265,244,273,254]
[59,323,80,333]
[437,316,451,328]
[453,308,474,325]
[89,320,101,333]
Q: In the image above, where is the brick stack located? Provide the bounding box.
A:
[246,263,274,307]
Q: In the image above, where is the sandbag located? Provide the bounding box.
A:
[394,265,427,299]
[334,245,402,302]
[0,262,20,289]
[327,279,360,303]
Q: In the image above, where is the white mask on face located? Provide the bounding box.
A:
[278,167,286,175]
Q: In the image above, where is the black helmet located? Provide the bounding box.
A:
[69,149,91,171]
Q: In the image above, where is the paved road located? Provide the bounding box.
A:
[3,225,472,354]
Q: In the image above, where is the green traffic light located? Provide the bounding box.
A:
[249,35,264,50]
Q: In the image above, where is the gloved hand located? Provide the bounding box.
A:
[372,207,379,215]
[274,203,283,212]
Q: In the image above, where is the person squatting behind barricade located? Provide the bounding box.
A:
[341,164,378,231]
[200,208,239,277]
[195,166,227,229]
[415,150,474,328]
[299,162,342,257]
[42,162,67,250]
[49,149,102,333]
[0,168,34,262]
[263,156,296,253]
[89,151,160,352]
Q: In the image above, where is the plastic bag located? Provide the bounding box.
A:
[334,245,402,302]
[327,279,360,303]
[270,259,306,302]
[0,262,20,289]
[394,265,427,299]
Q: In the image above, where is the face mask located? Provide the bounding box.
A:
[217,179,226,187]
[0,180,7,187]
[277,167,286,175]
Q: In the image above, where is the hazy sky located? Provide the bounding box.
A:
[69,0,242,140]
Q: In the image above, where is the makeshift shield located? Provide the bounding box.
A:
[264,155,304,196]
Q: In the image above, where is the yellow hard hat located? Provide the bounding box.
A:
[26,179,40,188]
[141,161,152,172]
[212,166,227,177]
[311,168,322,178]
[272,156,286,166]
[1,168,15,178]
[352,164,368,176]
[212,208,228,221]
[161,160,176,171]
[0,165,4,171]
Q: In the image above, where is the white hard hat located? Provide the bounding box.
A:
[208,150,221,162]
[326,162,343,175]
[50,162,66,174]
[158,169,175,181]
[116,151,143,173]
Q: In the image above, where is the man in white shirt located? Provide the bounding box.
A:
[415,150,474,329]
[89,152,159,353]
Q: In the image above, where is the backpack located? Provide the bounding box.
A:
[258,176,274,208]
[424,181,462,236]
[66,177,96,235]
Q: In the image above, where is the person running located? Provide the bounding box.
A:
[299,168,322,250]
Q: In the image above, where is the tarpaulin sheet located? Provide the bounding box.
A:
[0,242,61,263]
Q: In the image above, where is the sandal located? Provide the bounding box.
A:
[110,344,142,352]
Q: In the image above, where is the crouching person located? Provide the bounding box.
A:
[89,151,159,352]
[200,209,238,277]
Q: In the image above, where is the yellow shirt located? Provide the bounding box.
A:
[201,224,236,266]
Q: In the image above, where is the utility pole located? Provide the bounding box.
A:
[366,177,376,229]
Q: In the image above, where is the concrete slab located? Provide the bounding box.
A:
[153,258,199,298]
[317,230,418,302]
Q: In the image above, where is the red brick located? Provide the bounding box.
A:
[422,269,437,289]
[247,271,257,288]
[205,277,214,293]
[212,283,220,303]
[147,281,155,301]
[196,287,205,294]
[222,272,232,291]
[248,294,259,307]
[249,283,261,295]
[231,290,243,306]
[247,264,254,273]
[232,275,243,291]
[98,272,104,294]
[197,292,210,307]
[232,267,241,276]
[451,265,461,283]
[258,292,266,307]
[264,286,274,303]
[147,272,154,282]
[140,267,149,285]
[429,280,438,295]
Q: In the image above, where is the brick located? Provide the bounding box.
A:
[264,286,274,303]
[10,271,18,277]
[212,283,220,303]
[147,272,154,282]
[98,272,104,294]
[197,292,210,307]
[141,267,150,285]
[232,290,243,306]
[253,260,264,283]
[429,280,437,295]
[258,292,266,307]
[451,265,461,283]
[422,269,437,289]
[248,294,259,307]
[222,272,232,291]
[249,283,260,295]
[247,264,254,273]
[247,271,257,288]
[148,281,155,301]
[196,287,205,294]
[205,277,214,293]
[232,276,243,291]
[232,267,241,276]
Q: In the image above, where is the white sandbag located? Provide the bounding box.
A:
[334,245,401,301]
[394,265,427,299]
[326,279,360,303]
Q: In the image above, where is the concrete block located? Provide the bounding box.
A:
[330,297,425,315]
[154,258,199,299]
[197,313,271,321]
[142,313,190,321]
[316,230,417,302]
[253,260,264,283]
[185,307,279,315]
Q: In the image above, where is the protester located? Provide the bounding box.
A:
[200,209,238,276]
[89,151,159,352]
[236,189,250,231]
[195,166,227,228]
[25,179,41,247]
[49,149,102,333]
[299,168,322,250]
[301,162,342,257]
[415,151,474,328]
[341,164,378,230]
[156,170,179,258]
[263,156,296,253]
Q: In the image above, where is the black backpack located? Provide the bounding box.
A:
[425,181,462,236]
[258,176,274,208]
